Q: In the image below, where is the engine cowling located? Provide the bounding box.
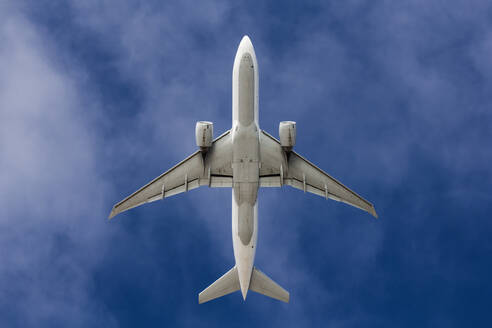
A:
[279,121,296,152]
[195,121,213,151]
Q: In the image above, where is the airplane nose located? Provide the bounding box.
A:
[241,35,252,44]
[239,35,254,50]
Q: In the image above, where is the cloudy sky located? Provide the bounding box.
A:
[1,0,491,326]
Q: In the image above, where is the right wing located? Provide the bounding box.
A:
[259,130,377,218]
[109,130,233,219]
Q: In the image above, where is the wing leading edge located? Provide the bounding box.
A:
[259,130,378,218]
[109,130,233,219]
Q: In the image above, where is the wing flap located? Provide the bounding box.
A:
[259,176,282,187]
[209,176,233,187]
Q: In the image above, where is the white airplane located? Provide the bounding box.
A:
[109,35,377,304]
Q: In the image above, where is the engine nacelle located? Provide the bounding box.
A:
[279,121,296,152]
[195,121,213,151]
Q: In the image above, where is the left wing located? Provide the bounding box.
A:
[109,130,233,219]
[259,130,378,218]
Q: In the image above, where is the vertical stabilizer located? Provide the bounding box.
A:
[249,267,289,303]
[199,267,240,304]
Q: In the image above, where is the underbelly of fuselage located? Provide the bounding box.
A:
[231,36,260,295]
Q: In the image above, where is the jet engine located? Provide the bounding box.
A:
[279,121,296,152]
[195,121,213,151]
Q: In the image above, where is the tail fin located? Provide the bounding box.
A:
[198,266,289,304]
[199,267,240,304]
[250,267,289,303]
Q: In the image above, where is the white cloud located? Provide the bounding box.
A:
[0,8,117,327]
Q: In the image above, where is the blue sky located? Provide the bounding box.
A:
[1,0,491,326]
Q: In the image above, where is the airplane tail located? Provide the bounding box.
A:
[199,267,240,304]
[198,266,289,304]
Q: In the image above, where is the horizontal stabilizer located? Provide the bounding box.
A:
[199,267,240,304]
[249,267,289,303]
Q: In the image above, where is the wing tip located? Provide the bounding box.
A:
[370,207,378,219]
[108,207,117,220]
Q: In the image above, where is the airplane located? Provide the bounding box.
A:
[108,35,378,304]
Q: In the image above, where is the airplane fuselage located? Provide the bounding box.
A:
[231,36,260,299]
